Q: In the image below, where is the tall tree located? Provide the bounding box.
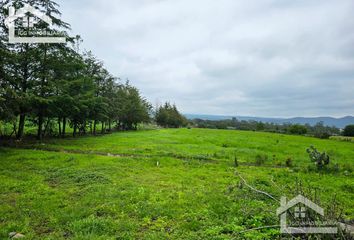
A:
[0,0,70,139]
[156,102,187,128]
[0,0,154,139]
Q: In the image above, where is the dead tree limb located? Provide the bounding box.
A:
[235,171,279,202]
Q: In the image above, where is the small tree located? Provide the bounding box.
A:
[312,122,330,139]
[343,125,354,137]
[306,146,330,169]
[155,103,187,128]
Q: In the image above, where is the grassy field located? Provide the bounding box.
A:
[0,129,353,239]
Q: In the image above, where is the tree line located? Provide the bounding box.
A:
[0,0,152,140]
[2,1,351,141]
[155,103,188,128]
[190,118,345,139]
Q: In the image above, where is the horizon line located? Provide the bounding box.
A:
[183,114,354,119]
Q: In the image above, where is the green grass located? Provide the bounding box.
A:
[0,129,353,239]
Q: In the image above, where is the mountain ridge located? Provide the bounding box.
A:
[184,114,354,128]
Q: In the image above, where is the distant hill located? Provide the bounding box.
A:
[185,114,354,128]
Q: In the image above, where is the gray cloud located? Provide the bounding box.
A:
[57,0,354,117]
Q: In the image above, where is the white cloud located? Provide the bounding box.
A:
[57,0,354,117]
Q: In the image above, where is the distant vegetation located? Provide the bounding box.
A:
[189,118,350,139]
[155,102,187,128]
[343,124,354,137]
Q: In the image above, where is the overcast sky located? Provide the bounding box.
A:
[57,0,354,118]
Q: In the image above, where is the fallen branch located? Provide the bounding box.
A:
[235,171,279,202]
[239,225,280,233]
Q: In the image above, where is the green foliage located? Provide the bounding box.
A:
[312,122,331,139]
[256,122,265,131]
[155,102,187,128]
[343,124,354,137]
[306,146,330,169]
[117,82,151,130]
[288,124,307,135]
[192,119,339,138]
[0,1,154,139]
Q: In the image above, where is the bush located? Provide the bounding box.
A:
[255,154,268,166]
[343,125,354,137]
[285,158,293,167]
[306,146,330,170]
[314,132,331,139]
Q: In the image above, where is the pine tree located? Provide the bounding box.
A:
[0,0,70,139]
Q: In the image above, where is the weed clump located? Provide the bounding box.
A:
[255,154,268,166]
[234,156,239,167]
[285,157,293,167]
[222,143,229,148]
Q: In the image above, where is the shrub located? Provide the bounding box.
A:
[285,158,293,167]
[306,146,330,170]
[314,132,331,139]
[255,154,268,165]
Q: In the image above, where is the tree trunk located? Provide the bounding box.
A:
[12,122,17,136]
[37,43,48,141]
[73,122,77,137]
[37,113,43,141]
[108,120,112,132]
[58,118,61,137]
[9,123,17,138]
[17,114,26,139]
[62,117,66,138]
[101,122,104,134]
[93,120,97,135]
[83,120,86,135]
[43,118,51,137]
[16,43,29,140]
